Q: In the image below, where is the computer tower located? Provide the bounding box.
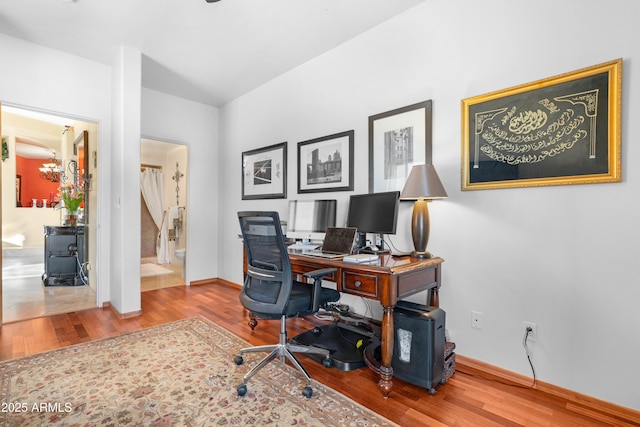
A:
[392,300,445,393]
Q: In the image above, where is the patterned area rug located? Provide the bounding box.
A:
[0,317,396,426]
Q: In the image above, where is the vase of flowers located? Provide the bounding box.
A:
[58,183,84,226]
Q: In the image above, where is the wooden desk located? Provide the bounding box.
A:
[287,251,444,397]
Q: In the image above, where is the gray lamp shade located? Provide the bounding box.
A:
[400,164,447,200]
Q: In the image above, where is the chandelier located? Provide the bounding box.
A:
[39,158,61,182]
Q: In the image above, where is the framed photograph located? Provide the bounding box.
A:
[16,174,22,206]
[462,58,622,190]
[368,100,432,193]
[297,130,354,194]
[241,142,287,200]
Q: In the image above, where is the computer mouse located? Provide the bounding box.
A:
[312,327,323,336]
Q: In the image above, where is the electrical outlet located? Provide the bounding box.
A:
[523,321,537,342]
[471,311,484,329]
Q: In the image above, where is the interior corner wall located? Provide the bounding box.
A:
[0,33,113,307]
[141,88,219,282]
[110,46,142,315]
[218,0,640,411]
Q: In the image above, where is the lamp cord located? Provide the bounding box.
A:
[383,235,406,253]
[458,328,537,390]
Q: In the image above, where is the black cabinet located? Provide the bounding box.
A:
[43,225,86,286]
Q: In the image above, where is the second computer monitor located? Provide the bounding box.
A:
[287,199,337,242]
[346,191,400,251]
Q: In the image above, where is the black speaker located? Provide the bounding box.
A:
[392,300,445,394]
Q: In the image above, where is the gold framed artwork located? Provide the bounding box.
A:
[461,58,622,190]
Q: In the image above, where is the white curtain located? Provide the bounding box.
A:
[141,169,170,264]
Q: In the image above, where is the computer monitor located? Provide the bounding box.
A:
[286,199,337,242]
[346,191,400,252]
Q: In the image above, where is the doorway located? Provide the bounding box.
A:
[1,104,97,323]
[140,138,188,292]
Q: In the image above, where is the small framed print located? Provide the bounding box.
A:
[369,100,432,193]
[241,142,287,200]
[297,130,354,194]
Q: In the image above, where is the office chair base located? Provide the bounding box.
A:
[235,328,332,398]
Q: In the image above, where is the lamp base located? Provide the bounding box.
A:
[410,199,433,259]
[410,250,433,259]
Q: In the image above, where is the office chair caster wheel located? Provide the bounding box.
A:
[302,386,313,398]
[234,356,244,365]
[322,357,332,368]
[237,384,247,396]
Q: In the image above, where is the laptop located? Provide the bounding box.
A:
[304,227,357,258]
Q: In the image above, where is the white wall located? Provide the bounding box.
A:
[0,33,112,306]
[218,0,640,410]
[110,46,142,314]
[0,35,219,312]
[141,88,219,283]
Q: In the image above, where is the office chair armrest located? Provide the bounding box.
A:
[303,268,337,281]
[303,268,337,313]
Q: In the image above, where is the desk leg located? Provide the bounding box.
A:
[364,305,394,397]
[378,305,394,397]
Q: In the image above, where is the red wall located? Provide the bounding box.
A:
[15,155,60,207]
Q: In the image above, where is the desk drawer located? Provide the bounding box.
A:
[292,264,337,283]
[342,271,379,297]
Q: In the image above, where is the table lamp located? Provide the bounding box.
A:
[400,164,447,258]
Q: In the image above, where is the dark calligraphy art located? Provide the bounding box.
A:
[462,59,621,190]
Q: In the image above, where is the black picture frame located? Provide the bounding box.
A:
[461,59,622,190]
[297,130,354,194]
[368,100,432,193]
[241,142,287,200]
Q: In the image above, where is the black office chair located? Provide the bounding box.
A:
[235,211,339,398]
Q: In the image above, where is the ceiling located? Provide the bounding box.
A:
[2,107,68,158]
[0,0,424,107]
[2,106,176,160]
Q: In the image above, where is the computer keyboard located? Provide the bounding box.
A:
[288,243,321,250]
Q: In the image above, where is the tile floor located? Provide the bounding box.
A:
[2,252,185,324]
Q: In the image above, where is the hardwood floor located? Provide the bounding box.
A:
[0,281,638,426]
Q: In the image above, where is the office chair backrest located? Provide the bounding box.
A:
[237,211,292,317]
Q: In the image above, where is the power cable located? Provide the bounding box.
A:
[457,327,537,389]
